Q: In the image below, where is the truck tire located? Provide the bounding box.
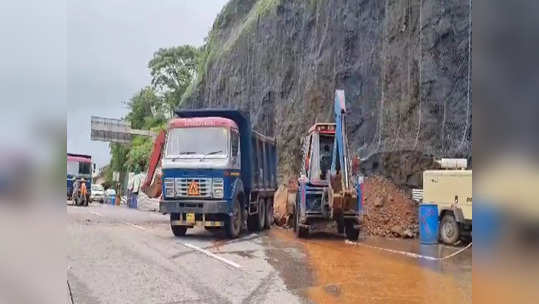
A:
[294,202,308,238]
[226,197,242,238]
[345,220,359,241]
[247,198,265,232]
[264,198,273,229]
[257,198,266,230]
[170,213,187,237]
[440,214,460,245]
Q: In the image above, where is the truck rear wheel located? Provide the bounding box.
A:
[226,197,242,238]
[440,214,460,245]
[170,213,187,237]
[247,198,265,232]
[264,198,273,229]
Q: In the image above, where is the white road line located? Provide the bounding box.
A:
[89,211,102,217]
[345,240,472,261]
[183,243,241,269]
[124,222,147,231]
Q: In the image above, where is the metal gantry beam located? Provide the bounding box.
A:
[90,116,156,144]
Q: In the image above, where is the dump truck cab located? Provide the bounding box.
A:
[159,110,277,238]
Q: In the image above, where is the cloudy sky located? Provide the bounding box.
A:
[67,0,228,169]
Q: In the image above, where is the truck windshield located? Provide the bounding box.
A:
[67,161,91,175]
[79,162,91,174]
[166,127,228,158]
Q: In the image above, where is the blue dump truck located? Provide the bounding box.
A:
[159,110,277,238]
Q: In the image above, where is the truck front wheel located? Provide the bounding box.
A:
[226,197,242,238]
[440,214,460,245]
[170,213,187,237]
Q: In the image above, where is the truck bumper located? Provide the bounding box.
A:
[159,199,230,215]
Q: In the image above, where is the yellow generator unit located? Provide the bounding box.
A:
[423,169,472,244]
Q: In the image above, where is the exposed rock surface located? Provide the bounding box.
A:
[183,0,472,186]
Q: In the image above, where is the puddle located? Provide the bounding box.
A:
[271,228,471,303]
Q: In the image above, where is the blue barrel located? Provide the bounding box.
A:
[109,195,116,205]
[419,204,439,244]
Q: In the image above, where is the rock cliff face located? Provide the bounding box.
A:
[183,0,472,187]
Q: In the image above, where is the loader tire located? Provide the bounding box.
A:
[294,202,308,238]
[345,220,359,241]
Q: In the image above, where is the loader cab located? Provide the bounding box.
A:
[302,123,336,185]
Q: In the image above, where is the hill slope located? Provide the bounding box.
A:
[183,0,472,186]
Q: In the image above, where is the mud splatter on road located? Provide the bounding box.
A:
[270,229,471,304]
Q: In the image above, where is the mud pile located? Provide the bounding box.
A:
[362,176,418,238]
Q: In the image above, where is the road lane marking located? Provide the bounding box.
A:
[345,240,472,261]
[183,243,241,269]
[124,222,147,231]
[89,211,102,217]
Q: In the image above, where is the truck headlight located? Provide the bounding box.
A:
[212,178,224,198]
[164,178,175,198]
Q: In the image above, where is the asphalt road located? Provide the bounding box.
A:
[67,202,471,304]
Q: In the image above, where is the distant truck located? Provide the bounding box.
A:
[67,153,93,202]
[157,110,277,238]
[423,160,472,244]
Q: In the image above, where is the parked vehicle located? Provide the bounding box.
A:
[67,153,93,201]
[423,163,472,244]
[156,109,277,238]
[91,184,105,203]
[294,90,362,241]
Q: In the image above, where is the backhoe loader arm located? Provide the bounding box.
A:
[330,90,351,190]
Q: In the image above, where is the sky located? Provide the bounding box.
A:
[67,0,228,169]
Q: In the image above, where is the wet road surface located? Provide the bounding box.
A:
[67,202,471,303]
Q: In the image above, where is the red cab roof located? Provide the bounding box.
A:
[67,155,92,163]
[308,123,336,134]
[168,117,238,130]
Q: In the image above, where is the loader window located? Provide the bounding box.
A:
[319,135,334,180]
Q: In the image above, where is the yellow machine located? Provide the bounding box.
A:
[423,162,472,244]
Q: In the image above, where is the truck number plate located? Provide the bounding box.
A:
[186,213,195,224]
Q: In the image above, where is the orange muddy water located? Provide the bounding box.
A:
[270,229,471,304]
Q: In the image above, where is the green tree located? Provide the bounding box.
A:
[148,45,198,114]
[126,136,153,172]
[125,87,163,130]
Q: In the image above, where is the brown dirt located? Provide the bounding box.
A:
[362,176,419,238]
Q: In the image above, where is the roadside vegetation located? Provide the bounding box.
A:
[104,45,200,186]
